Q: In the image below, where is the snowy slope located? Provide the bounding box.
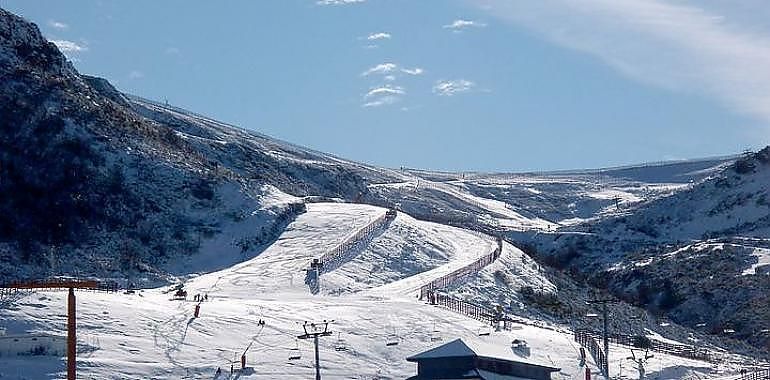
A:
[0,203,750,379]
[321,212,490,295]
[522,149,770,350]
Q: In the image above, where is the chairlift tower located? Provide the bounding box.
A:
[483,305,515,332]
[297,320,334,380]
[1,279,116,380]
[627,348,653,380]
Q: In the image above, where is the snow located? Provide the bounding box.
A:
[370,179,557,231]
[321,212,491,295]
[742,247,770,276]
[407,337,557,370]
[0,202,744,379]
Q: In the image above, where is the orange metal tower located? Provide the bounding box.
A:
[1,279,113,380]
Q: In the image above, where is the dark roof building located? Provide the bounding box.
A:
[406,338,560,380]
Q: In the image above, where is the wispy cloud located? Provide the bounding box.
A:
[362,63,398,76]
[360,63,423,107]
[363,85,405,107]
[317,0,364,5]
[362,63,424,77]
[48,20,69,30]
[365,85,405,98]
[443,19,487,31]
[363,95,400,108]
[433,79,476,96]
[476,0,770,124]
[401,67,424,75]
[367,32,391,41]
[51,40,87,53]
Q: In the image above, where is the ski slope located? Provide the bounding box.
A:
[0,203,749,379]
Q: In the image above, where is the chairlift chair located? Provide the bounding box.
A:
[386,328,400,346]
[334,332,348,352]
[288,339,302,361]
[430,323,443,342]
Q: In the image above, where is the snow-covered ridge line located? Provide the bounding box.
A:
[402,154,738,178]
[129,95,392,176]
[523,154,739,177]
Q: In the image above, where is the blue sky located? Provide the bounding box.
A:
[4,0,768,171]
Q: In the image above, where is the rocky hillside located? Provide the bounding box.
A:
[521,148,770,350]
[0,8,371,284]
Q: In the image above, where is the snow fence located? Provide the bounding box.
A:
[418,236,503,300]
[316,209,397,274]
[741,368,770,380]
[575,330,608,377]
[305,209,397,293]
[580,329,712,362]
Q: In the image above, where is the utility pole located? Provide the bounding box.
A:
[67,288,76,380]
[297,320,334,380]
[586,299,615,378]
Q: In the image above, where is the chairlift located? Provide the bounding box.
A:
[386,327,400,346]
[334,332,348,352]
[288,339,302,361]
[430,323,442,342]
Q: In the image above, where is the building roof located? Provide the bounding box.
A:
[406,338,559,372]
[406,370,532,380]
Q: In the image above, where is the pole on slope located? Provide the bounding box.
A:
[297,320,333,380]
[603,303,609,376]
[67,287,76,380]
[587,299,615,378]
[314,334,320,380]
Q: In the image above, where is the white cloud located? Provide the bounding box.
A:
[401,67,424,75]
[367,32,391,41]
[365,85,405,99]
[317,0,364,5]
[433,79,476,96]
[362,85,405,107]
[384,75,397,81]
[443,19,487,31]
[48,20,69,30]
[476,0,770,124]
[362,63,424,77]
[361,63,398,76]
[363,95,400,108]
[51,40,87,53]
